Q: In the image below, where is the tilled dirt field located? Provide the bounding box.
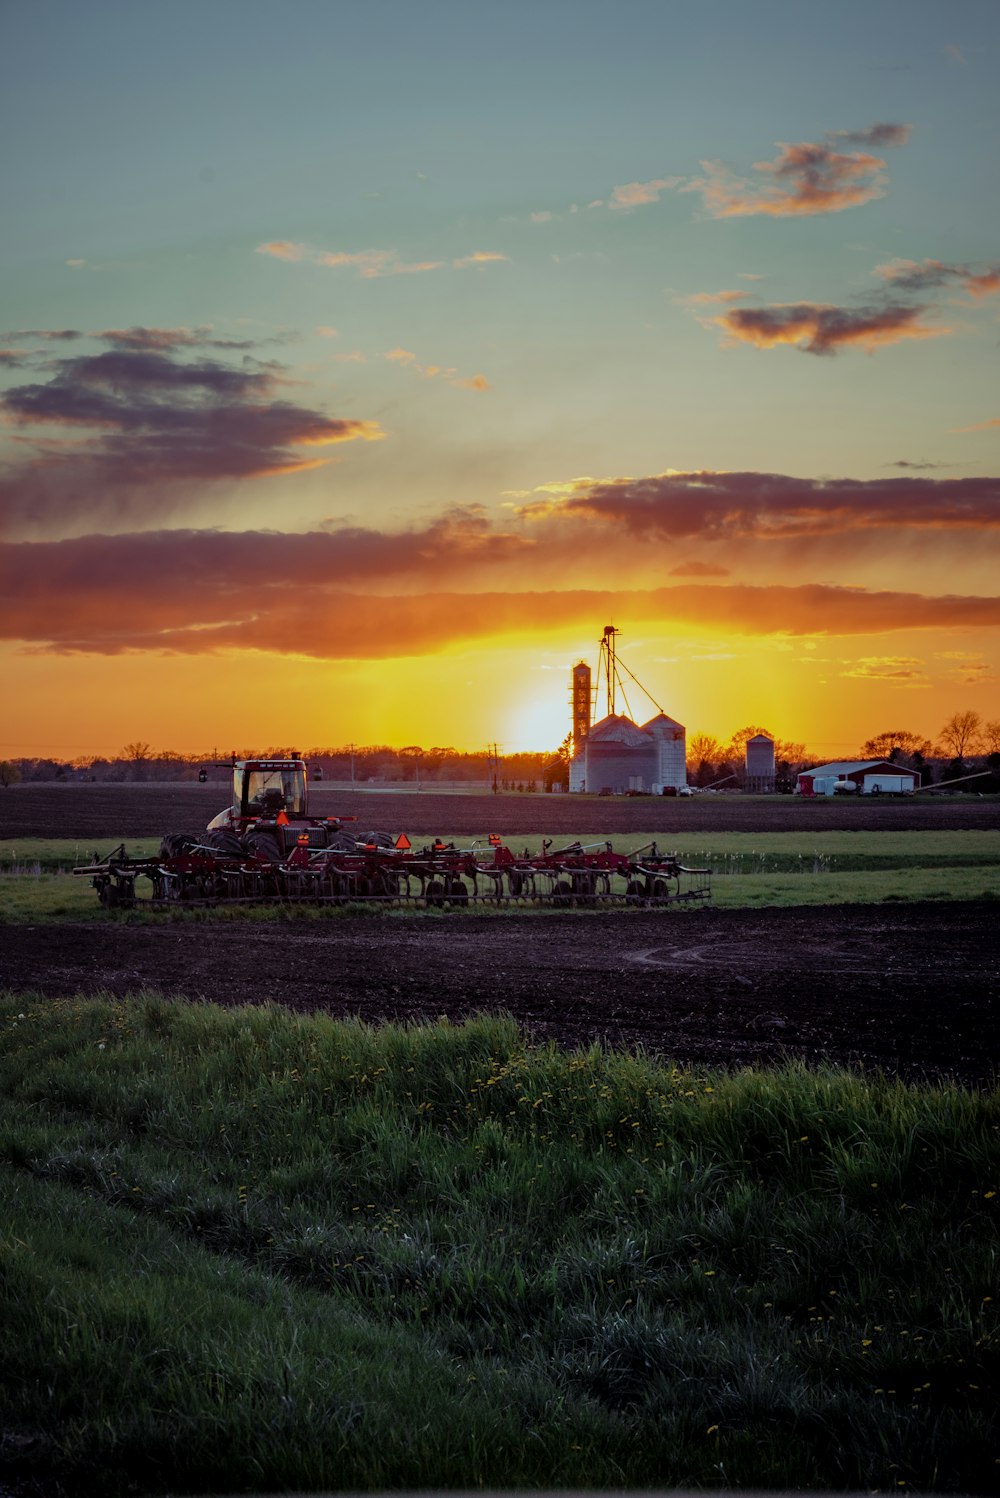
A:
[3,903,997,1086]
[3,781,999,839]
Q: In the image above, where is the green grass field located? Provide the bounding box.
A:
[2,831,999,921]
[2,994,997,1494]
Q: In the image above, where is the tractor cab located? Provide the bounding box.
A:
[207,756,308,830]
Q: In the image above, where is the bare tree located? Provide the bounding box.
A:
[982,720,1000,756]
[726,725,773,760]
[398,745,424,785]
[937,711,983,759]
[686,731,723,769]
[0,760,21,788]
[860,729,932,761]
[773,739,808,770]
[121,741,154,782]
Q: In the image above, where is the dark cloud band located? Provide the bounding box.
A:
[1,501,998,658]
[0,334,383,534]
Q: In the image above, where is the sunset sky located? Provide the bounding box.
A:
[2,0,999,760]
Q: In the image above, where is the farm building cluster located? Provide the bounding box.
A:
[565,627,916,797]
[566,627,777,796]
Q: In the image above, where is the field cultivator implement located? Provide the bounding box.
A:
[72,755,711,911]
[74,834,712,911]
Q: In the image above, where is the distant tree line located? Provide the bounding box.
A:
[2,711,998,791]
[0,743,563,790]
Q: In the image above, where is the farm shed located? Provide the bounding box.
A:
[796,760,919,797]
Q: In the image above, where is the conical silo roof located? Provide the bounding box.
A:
[642,711,686,735]
[587,713,651,747]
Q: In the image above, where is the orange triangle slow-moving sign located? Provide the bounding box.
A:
[276,809,289,825]
[395,833,412,850]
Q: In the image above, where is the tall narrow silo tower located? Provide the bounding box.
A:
[571,661,592,752]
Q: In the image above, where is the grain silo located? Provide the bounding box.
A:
[643,713,687,791]
[585,714,659,794]
[745,733,775,793]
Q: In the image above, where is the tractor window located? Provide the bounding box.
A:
[242,766,306,819]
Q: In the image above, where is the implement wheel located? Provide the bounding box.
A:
[425,879,446,908]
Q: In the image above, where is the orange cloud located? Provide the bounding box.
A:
[714,302,945,354]
[876,258,1000,298]
[316,249,444,277]
[292,422,382,448]
[687,133,901,218]
[382,347,489,392]
[255,241,308,261]
[953,416,1000,433]
[678,289,749,306]
[453,251,509,268]
[258,241,483,278]
[609,177,681,210]
[840,656,929,684]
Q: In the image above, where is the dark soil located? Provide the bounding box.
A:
[3,903,997,1087]
[3,780,999,839]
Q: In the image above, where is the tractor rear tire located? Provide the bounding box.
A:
[244,830,283,864]
[160,832,195,858]
[204,828,243,857]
